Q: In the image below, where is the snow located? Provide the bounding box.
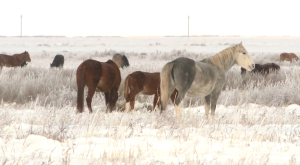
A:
[1,36,300,164]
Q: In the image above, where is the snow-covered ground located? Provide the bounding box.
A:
[1,36,300,164]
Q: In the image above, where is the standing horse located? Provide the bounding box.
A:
[112,54,130,68]
[160,42,255,118]
[0,51,31,69]
[76,59,121,113]
[241,63,280,76]
[280,53,299,63]
[124,71,178,112]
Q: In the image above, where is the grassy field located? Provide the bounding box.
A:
[1,38,300,164]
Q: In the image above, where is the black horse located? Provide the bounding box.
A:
[50,54,64,68]
[241,63,280,76]
[21,61,28,67]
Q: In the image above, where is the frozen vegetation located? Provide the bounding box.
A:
[0,37,300,164]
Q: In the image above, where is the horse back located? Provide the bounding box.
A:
[187,61,225,97]
[280,53,298,61]
[97,60,121,92]
[51,54,64,67]
[127,71,160,95]
[0,54,17,67]
[140,72,160,95]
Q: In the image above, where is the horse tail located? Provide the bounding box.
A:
[76,64,87,113]
[124,75,130,100]
[160,62,174,112]
[122,55,130,67]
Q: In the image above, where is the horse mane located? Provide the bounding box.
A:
[202,44,238,71]
[122,55,130,67]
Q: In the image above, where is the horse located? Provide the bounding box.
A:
[112,54,130,68]
[76,59,121,113]
[160,42,255,118]
[124,71,178,112]
[20,61,28,67]
[280,53,299,63]
[50,54,64,68]
[0,51,31,69]
[241,63,280,76]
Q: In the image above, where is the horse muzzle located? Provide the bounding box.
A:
[249,63,255,71]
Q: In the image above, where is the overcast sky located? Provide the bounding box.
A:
[1,0,299,37]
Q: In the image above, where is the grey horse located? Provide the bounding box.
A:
[160,42,255,118]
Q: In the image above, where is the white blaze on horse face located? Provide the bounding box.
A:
[235,43,255,71]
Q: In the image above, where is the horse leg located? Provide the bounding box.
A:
[104,92,110,113]
[125,89,140,112]
[210,91,221,119]
[86,85,97,113]
[170,89,178,105]
[204,94,211,118]
[152,94,159,111]
[175,101,183,117]
[129,98,135,112]
[106,87,119,113]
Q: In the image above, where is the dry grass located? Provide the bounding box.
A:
[1,50,300,164]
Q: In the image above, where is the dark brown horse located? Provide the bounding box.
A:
[112,54,130,68]
[124,71,178,112]
[241,63,280,76]
[76,59,121,113]
[280,53,299,63]
[0,51,31,69]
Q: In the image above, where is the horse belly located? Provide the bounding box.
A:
[141,90,156,95]
[96,79,113,92]
[187,82,214,97]
[186,70,216,97]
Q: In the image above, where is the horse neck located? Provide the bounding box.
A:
[202,48,236,72]
[14,54,25,63]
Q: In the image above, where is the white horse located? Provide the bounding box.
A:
[160,42,255,118]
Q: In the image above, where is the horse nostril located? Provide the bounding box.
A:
[251,64,255,69]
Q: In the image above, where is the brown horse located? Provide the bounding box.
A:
[76,59,121,113]
[124,71,178,112]
[0,51,31,69]
[280,53,299,63]
[241,63,280,76]
[112,54,130,68]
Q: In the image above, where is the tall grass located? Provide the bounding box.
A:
[0,50,299,108]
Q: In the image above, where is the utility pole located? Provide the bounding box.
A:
[21,15,22,37]
[188,15,189,38]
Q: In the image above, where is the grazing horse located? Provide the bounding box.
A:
[280,53,299,63]
[241,63,280,76]
[0,51,31,69]
[160,42,255,118]
[50,54,64,68]
[76,59,121,113]
[112,54,130,68]
[21,61,28,67]
[124,71,178,112]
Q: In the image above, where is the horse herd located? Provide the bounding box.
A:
[0,44,298,118]
[0,51,65,69]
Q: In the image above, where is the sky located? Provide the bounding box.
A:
[0,0,300,37]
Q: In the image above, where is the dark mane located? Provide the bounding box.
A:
[122,55,130,67]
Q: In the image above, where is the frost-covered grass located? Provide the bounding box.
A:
[1,37,300,164]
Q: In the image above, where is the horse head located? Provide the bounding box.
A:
[24,51,31,62]
[234,42,255,71]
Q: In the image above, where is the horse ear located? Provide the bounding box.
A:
[239,42,243,46]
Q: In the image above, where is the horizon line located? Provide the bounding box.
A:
[1,35,300,38]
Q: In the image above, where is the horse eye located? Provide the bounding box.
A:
[243,52,246,55]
